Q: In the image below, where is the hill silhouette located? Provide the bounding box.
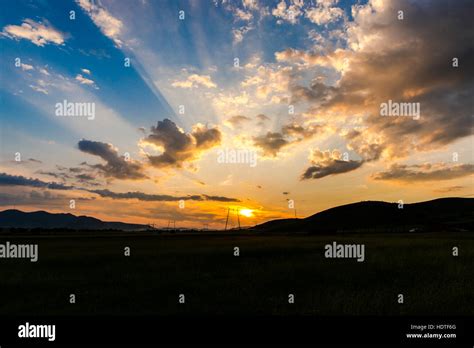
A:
[0,209,148,231]
[254,197,474,233]
[1,197,472,233]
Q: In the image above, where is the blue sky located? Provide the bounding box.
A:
[1,0,173,131]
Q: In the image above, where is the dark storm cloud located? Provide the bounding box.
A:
[0,172,240,203]
[0,172,74,190]
[290,81,337,104]
[201,194,239,202]
[253,132,288,156]
[301,160,363,179]
[253,123,326,156]
[78,139,146,180]
[193,126,221,148]
[300,149,364,180]
[143,118,222,168]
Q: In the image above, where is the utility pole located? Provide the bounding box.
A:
[237,209,241,230]
[224,208,230,231]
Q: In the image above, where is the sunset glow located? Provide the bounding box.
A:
[239,209,254,218]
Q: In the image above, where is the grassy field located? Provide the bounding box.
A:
[0,231,472,316]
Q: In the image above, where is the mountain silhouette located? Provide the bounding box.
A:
[254,197,474,233]
[0,209,148,230]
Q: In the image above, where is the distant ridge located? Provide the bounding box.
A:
[0,209,148,231]
[254,197,474,233]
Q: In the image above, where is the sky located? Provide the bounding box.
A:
[0,0,473,228]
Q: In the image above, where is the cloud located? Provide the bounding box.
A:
[38,166,100,186]
[190,125,221,148]
[371,163,474,183]
[78,140,147,180]
[305,0,344,26]
[243,0,259,11]
[0,191,78,207]
[234,8,253,21]
[202,194,239,202]
[171,74,217,89]
[0,172,74,190]
[272,0,304,25]
[256,114,270,122]
[89,189,239,202]
[20,63,34,71]
[212,91,257,116]
[0,173,240,204]
[225,115,252,128]
[253,132,288,157]
[142,119,222,168]
[81,68,91,75]
[281,123,325,139]
[253,122,326,156]
[39,67,50,75]
[255,113,270,126]
[28,84,48,95]
[75,74,96,87]
[232,25,253,44]
[1,19,65,46]
[76,0,123,47]
[343,129,384,162]
[28,158,42,164]
[216,0,263,44]
[434,186,465,193]
[10,158,43,166]
[301,149,363,180]
[36,170,71,182]
[241,64,293,101]
[275,47,349,71]
[286,0,474,163]
[290,80,337,103]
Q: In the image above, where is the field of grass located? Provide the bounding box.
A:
[0,231,472,316]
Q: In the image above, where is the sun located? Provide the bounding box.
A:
[239,209,254,218]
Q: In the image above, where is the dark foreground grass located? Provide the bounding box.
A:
[0,232,472,316]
